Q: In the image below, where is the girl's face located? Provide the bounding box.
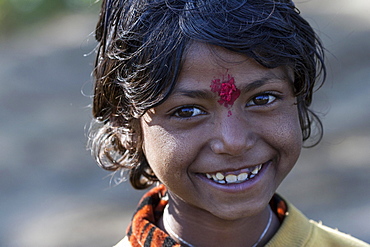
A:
[140,42,302,221]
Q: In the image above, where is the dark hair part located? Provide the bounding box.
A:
[88,0,326,189]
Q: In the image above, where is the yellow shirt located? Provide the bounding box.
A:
[266,200,369,247]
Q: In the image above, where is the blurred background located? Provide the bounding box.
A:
[0,0,369,246]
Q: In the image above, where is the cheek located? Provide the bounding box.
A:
[274,107,303,160]
[142,125,172,163]
[256,105,302,162]
[141,124,187,180]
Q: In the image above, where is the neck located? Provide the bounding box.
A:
[160,200,280,247]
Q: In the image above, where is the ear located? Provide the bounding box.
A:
[119,118,142,153]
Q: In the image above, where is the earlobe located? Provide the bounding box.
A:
[126,119,144,156]
[293,99,298,106]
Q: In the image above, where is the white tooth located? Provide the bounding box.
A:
[212,175,218,181]
[237,173,248,181]
[225,174,237,183]
[217,180,226,184]
[216,172,225,180]
[251,166,259,175]
[258,164,263,170]
[250,174,255,179]
[206,173,212,179]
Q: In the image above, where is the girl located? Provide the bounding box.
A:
[89,0,369,246]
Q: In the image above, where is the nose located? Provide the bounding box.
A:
[210,113,256,156]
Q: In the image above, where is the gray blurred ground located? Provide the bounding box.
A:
[0,0,369,246]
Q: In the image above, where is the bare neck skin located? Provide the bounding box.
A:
[158,195,280,247]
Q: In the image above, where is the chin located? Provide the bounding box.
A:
[206,196,272,222]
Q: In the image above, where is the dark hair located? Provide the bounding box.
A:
[88,0,326,189]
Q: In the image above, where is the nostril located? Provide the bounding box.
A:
[210,131,255,156]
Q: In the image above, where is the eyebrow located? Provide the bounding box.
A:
[172,88,215,100]
[172,76,287,100]
[239,77,283,94]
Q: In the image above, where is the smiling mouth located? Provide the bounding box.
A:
[204,163,264,184]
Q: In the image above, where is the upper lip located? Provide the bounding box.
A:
[198,160,270,175]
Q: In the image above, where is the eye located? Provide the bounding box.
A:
[173,106,206,118]
[246,94,277,107]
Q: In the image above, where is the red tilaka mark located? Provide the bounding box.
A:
[210,74,241,111]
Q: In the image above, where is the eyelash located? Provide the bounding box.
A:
[170,92,280,118]
[246,92,280,107]
[171,105,207,118]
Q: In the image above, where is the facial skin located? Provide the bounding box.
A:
[140,42,302,246]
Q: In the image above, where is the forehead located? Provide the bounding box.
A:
[183,42,248,69]
[178,42,293,86]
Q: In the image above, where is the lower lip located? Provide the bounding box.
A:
[196,161,270,193]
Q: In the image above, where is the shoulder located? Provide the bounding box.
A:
[113,236,131,247]
[267,196,369,247]
[308,220,369,247]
